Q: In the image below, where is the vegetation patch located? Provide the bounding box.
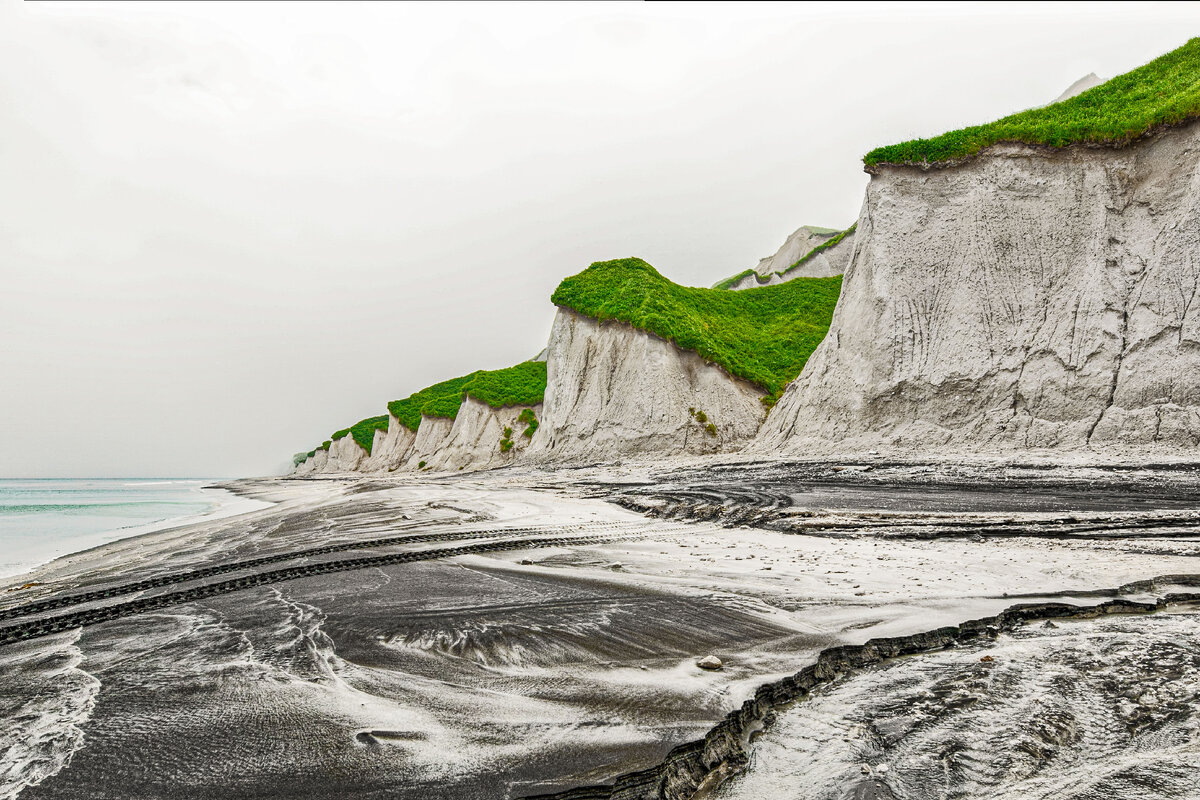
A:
[349,415,389,455]
[386,362,548,431]
[864,38,1200,167]
[500,426,514,453]
[712,269,757,291]
[462,361,547,409]
[782,224,856,275]
[553,258,842,399]
[331,428,350,441]
[387,374,480,431]
[688,407,718,437]
[518,408,539,438]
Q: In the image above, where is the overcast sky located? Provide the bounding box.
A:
[3,1,1199,478]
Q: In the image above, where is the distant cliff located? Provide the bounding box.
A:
[714,224,855,290]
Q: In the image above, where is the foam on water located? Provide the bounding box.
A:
[0,631,100,800]
[716,613,1200,800]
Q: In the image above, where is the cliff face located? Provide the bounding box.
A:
[529,309,765,462]
[753,225,839,275]
[360,415,416,472]
[401,415,455,469]
[417,397,542,471]
[723,229,856,290]
[758,120,1200,456]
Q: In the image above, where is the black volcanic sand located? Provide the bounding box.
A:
[2,464,1200,799]
[602,460,1200,538]
[8,563,821,800]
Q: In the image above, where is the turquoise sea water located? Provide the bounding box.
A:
[0,479,258,579]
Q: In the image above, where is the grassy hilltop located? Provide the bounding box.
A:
[387,361,547,432]
[552,257,842,401]
[301,361,548,459]
[866,38,1200,167]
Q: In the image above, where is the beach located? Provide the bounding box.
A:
[1,460,1198,799]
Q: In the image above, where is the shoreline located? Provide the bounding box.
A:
[0,482,275,583]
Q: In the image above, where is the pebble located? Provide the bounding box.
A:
[697,655,723,670]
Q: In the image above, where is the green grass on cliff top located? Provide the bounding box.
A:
[304,362,548,461]
[386,362,547,432]
[552,258,842,397]
[349,416,389,454]
[865,38,1200,167]
[386,374,479,431]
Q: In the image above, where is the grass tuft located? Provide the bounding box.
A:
[518,408,539,438]
[865,38,1200,167]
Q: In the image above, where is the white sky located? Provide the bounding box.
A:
[2,0,1198,478]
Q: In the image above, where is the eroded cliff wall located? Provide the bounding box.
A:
[758,120,1200,456]
[529,308,766,461]
[360,416,416,473]
[724,230,856,290]
[420,397,542,471]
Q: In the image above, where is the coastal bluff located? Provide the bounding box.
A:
[758,117,1200,457]
[292,44,1200,474]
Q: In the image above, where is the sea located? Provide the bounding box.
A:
[0,479,269,580]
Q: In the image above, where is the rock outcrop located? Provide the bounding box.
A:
[758,119,1200,457]
[1045,72,1103,106]
[721,226,856,290]
[360,415,416,472]
[400,415,454,470]
[751,225,839,276]
[528,309,766,462]
[416,397,542,472]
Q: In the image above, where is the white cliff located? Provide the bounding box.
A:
[420,397,542,472]
[401,415,454,470]
[757,119,1200,457]
[296,448,328,474]
[360,415,416,473]
[752,225,840,275]
[321,436,367,473]
[529,309,766,462]
[721,228,856,290]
